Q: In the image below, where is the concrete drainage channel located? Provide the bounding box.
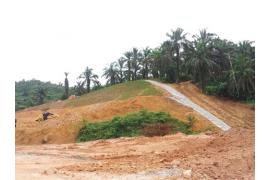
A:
[146,80,231,131]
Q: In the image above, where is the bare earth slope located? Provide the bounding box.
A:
[171,81,255,129]
[146,80,231,131]
[16,81,255,179]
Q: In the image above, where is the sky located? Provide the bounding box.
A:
[2,0,256,86]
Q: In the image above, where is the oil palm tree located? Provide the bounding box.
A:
[166,28,187,82]
[64,72,69,99]
[228,53,255,99]
[123,51,132,81]
[141,47,152,79]
[79,67,99,93]
[103,62,119,85]
[185,29,217,91]
[74,81,85,96]
[131,47,142,80]
[117,57,125,83]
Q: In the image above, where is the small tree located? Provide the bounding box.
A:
[74,81,86,96]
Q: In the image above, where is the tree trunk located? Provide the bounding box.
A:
[87,78,90,93]
[128,61,131,81]
[145,62,148,79]
[176,46,180,83]
[228,54,239,97]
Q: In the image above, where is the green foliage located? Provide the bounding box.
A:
[15,79,65,111]
[76,110,193,142]
[79,67,99,93]
[106,27,255,102]
[186,115,196,128]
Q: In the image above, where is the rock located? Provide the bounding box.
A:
[183,169,192,178]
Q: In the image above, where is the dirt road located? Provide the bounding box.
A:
[146,80,231,131]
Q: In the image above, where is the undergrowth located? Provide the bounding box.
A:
[76,110,194,142]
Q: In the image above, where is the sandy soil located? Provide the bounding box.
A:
[16,96,215,145]
[16,128,254,179]
[172,82,255,129]
[15,81,255,179]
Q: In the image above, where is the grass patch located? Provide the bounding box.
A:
[66,80,162,107]
[76,110,194,142]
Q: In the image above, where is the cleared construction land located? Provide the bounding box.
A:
[16,80,255,179]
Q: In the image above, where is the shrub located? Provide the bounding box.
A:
[205,85,219,95]
[76,110,193,142]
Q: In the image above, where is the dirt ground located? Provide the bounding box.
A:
[15,96,216,145]
[16,128,254,179]
[15,81,255,179]
[171,82,255,129]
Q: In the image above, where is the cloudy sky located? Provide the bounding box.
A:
[3,0,256,86]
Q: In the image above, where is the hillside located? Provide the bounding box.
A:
[65,80,162,107]
[15,80,218,145]
[15,80,255,179]
[15,79,65,111]
[15,80,254,145]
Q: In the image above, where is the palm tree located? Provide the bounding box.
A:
[74,81,85,96]
[149,48,162,78]
[123,51,132,81]
[166,28,187,82]
[79,67,99,93]
[141,47,152,79]
[131,48,142,80]
[103,62,119,85]
[185,29,217,91]
[228,47,255,99]
[116,57,125,83]
[92,79,101,90]
[64,72,69,99]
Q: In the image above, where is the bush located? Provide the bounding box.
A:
[186,115,196,128]
[205,85,219,95]
[76,110,193,142]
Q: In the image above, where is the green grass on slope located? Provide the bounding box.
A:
[65,80,162,107]
[76,110,194,142]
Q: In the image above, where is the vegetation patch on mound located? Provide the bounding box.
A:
[76,110,194,142]
[66,80,162,107]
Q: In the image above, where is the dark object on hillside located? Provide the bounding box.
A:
[15,119,17,128]
[43,112,54,121]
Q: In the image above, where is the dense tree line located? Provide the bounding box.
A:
[102,28,255,101]
[15,80,65,111]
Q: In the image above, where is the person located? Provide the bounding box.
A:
[15,118,17,128]
[42,111,54,121]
